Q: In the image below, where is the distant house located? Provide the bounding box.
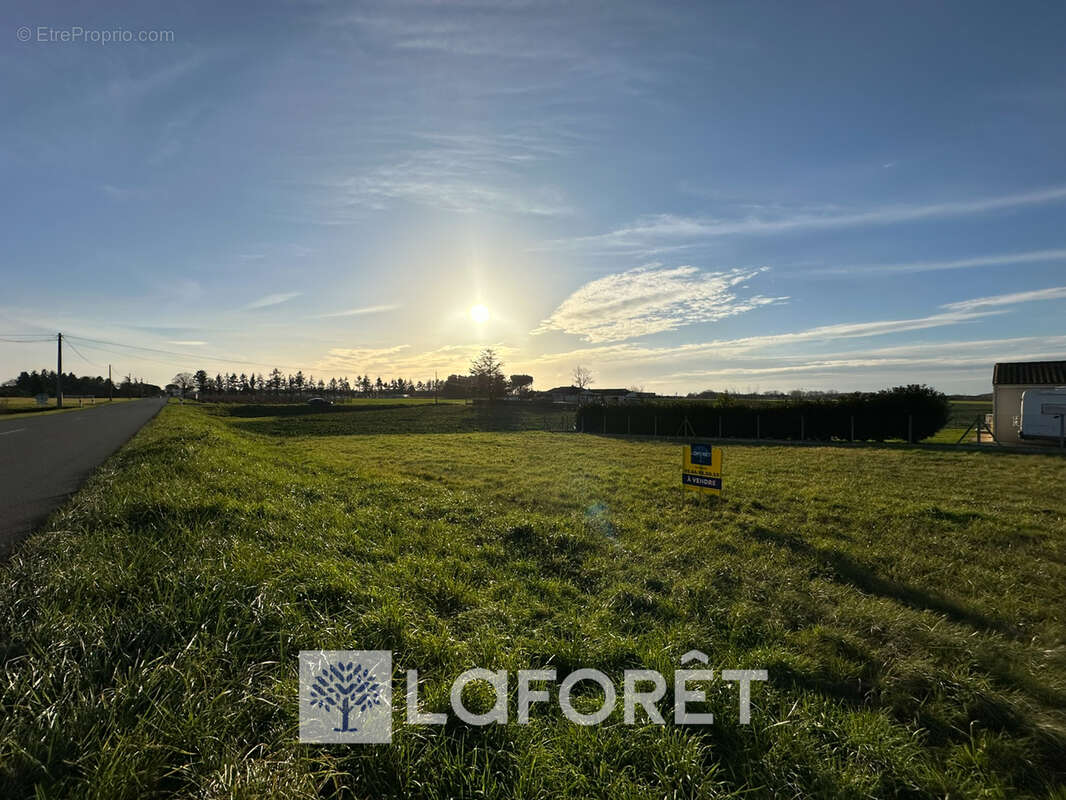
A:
[992,360,1066,444]
[542,385,587,404]
[539,386,657,405]
[588,388,632,405]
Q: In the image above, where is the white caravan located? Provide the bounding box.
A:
[1019,388,1066,441]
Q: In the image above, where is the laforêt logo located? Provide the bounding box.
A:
[299,649,768,744]
[300,651,392,743]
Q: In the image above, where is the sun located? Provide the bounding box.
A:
[469,304,490,324]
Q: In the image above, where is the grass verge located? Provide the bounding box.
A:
[0,396,134,420]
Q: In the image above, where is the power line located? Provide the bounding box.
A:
[9,329,324,376]
[64,338,100,367]
[68,339,211,372]
[65,333,307,372]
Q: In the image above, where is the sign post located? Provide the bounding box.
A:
[682,444,723,504]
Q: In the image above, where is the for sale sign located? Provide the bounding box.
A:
[682,444,722,496]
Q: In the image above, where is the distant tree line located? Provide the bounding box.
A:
[687,388,843,400]
[578,385,951,442]
[2,370,161,397]
[176,349,534,402]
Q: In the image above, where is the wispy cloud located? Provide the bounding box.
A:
[95,52,213,106]
[549,185,1066,252]
[245,292,301,310]
[817,247,1066,276]
[314,343,516,377]
[658,351,1065,382]
[941,285,1066,312]
[533,265,785,343]
[101,184,148,200]
[527,308,1000,367]
[310,130,572,221]
[317,304,400,318]
[166,340,208,346]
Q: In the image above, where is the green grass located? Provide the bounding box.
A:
[924,400,996,445]
[213,400,576,436]
[0,396,134,419]
[2,403,1064,798]
[335,397,466,406]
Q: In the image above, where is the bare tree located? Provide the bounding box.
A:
[572,365,593,390]
[172,372,196,397]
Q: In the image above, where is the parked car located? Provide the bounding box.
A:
[307,397,333,407]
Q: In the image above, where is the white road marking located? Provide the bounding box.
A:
[0,428,27,436]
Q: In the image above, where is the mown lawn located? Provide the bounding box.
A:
[1,403,1064,798]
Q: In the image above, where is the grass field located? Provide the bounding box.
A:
[922,400,996,445]
[217,400,576,436]
[1,402,1064,798]
[0,396,134,419]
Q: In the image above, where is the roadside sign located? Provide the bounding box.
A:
[682,444,722,497]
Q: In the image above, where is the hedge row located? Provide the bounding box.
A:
[575,385,951,442]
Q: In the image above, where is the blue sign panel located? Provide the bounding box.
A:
[690,444,712,465]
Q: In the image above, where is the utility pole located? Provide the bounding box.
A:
[56,332,63,408]
[434,371,438,405]
[108,364,113,401]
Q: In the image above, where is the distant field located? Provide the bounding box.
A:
[336,397,465,406]
[1,403,1063,798]
[208,398,988,445]
[0,396,133,418]
[213,399,576,435]
[923,399,995,445]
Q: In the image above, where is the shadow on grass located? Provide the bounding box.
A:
[748,527,1017,639]
[220,403,575,437]
[221,403,423,418]
[589,431,1065,457]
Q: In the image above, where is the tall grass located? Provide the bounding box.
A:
[1,404,1063,798]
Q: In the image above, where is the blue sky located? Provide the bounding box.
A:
[3,0,1065,393]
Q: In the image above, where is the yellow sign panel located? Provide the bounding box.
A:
[682,444,722,496]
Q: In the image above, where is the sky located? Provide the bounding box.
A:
[2,0,1065,394]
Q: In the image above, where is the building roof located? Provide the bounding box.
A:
[589,388,631,395]
[993,360,1066,386]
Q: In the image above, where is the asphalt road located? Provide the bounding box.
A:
[0,398,167,556]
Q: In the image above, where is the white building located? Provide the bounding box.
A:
[992,360,1066,444]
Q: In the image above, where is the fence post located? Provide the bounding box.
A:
[718,416,723,438]
[756,415,760,439]
[850,416,855,442]
[908,414,913,444]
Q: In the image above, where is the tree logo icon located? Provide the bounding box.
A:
[309,660,384,732]
[300,650,392,743]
